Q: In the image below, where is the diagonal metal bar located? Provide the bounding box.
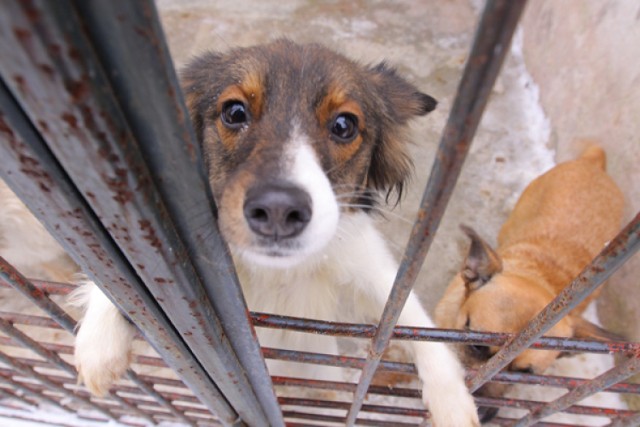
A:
[70,2,282,425]
[0,74,236,425]
[0,1,272,425]
[0,256,76,332]
[0,317,160,425]
[0,373,70,414]
[513,351,640,427]
[0,257,192,425]
[0,349,117,420]
[345,1,528,424]
[468,212,640,393]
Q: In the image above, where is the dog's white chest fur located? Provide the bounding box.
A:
[235,212,386,379]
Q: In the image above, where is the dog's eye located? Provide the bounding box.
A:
[221,101,248,129]
[330,113,358,143]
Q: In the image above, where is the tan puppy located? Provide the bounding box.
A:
[435,145,623,421]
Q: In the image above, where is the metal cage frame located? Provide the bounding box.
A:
[0,0,639,426]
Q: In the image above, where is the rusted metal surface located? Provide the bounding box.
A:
[345,1,529,425]
[0,76,236,425]
[0,1,275,425]
[0,256,76,332]
[252,311,640,354]
[0,257,199,426]
[513,350,640,426]
[0,274,639,426]
[468,212,640,394]
[71,2,282,424]
[0,0,639,426]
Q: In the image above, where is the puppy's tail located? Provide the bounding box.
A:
[578,143,606,170]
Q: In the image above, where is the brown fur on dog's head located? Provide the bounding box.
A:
[181,39,435,204]
[180,40,436,256]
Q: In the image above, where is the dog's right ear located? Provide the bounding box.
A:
[460,225,502,293]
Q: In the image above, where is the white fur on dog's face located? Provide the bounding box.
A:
[236,125,340,268]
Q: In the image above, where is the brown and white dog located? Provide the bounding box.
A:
[435,145,623,422]
[70,40,480,426]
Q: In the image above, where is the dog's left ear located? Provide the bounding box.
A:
[366,62,437,202]
[460,225,502,293]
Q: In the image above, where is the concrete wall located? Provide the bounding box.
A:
[521,1,640,337]
[521,0,640,408]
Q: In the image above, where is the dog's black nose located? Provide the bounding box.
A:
[243,182,312,240]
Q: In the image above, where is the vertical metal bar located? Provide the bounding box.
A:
[70,2,283,425]
[0,1,276,424]
[345,1,528,424]
[0,80,237,424]
[468,213,640,393]
[513,351,640,427]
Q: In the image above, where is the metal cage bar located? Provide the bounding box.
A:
[0,6,239,426]
[0,0,639,426]
[345,0,528,424]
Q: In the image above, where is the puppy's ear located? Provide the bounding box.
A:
[368,62,437,119]
[366,62,437,203]
[572,317,625,342]
[460,225,502,292]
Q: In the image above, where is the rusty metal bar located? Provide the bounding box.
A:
[477,369,640,395]
[4,305,640,395]
[0,1,268,424]
[0,364,201,413]
[262,347,415,373]
[279,396,425,418]
[0,387,35,408]
[252,312,640,354]
[514,350,640,426]
[0,349,117,420]
[345,1,528,424]
[70,2,283,425]
[285,411,416,427]
[0,72,236,426]
[2,377,64,412]
[1,1,280,424]
[0,255,194,425]
[0,373,71,413]
[0,256,76,332]
[469,212,640,393]
[0,317,160,425]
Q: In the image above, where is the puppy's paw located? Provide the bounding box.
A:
[424,382,479,427]
[75,326,133,396]
[71,282,136,396]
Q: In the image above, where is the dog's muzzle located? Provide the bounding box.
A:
[243,181,312,242]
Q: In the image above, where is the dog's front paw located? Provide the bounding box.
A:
[74,330,132,396]
[424,382,479,427]
[72,284,137,396]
